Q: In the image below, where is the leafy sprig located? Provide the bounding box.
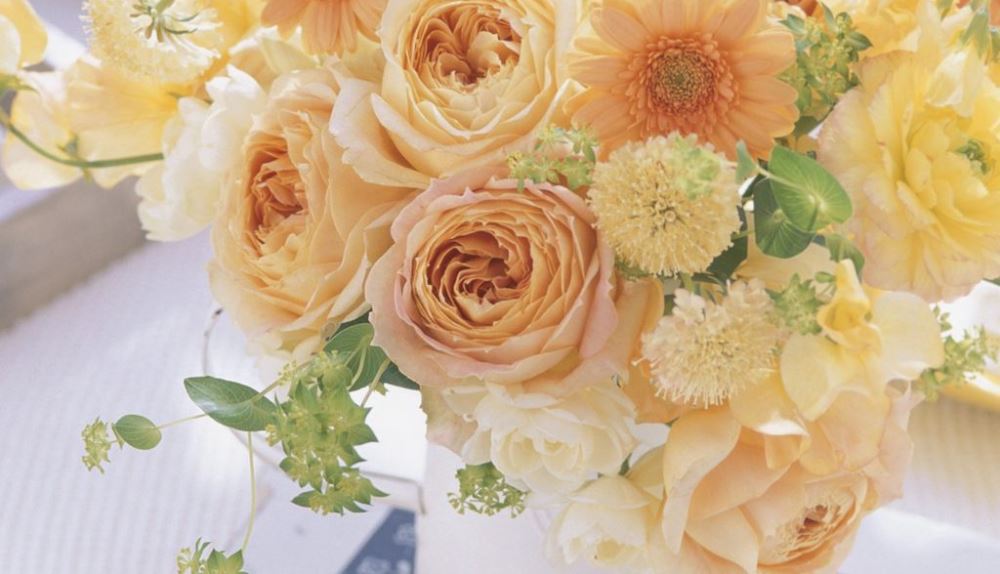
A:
[266,349,387,515]
[82,419,116,473]
[918,310,999,400]
[508,126,599,191]
[768,274,829,335]
[177,540,247,574]
[780,7,871,132]
[448,463,527,518]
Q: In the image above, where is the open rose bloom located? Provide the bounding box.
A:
[3,0,994,572]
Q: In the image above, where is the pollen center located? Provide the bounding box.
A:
[648,50,719,114]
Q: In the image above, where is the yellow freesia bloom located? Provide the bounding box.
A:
[0,0,47,74]
[779,261,943,420]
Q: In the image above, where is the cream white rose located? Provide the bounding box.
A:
[547,475,659,571]
[137,67,266,241]
[437,380,638,497]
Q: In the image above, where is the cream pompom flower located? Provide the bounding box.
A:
[568,0,799,159]
[642,280,782,408]
[589,133,741,277]
[261,0,385,55]
[85,0,225,86]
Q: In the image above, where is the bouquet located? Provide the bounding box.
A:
[3,0,999,572]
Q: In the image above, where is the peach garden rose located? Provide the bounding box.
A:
[333,0,579,181]
[209,65,414,358]
[367,169,662,392]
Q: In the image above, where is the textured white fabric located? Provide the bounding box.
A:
[0,237,397,572]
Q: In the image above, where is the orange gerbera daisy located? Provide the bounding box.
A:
[261,0,385,55]
[569,0,799,159]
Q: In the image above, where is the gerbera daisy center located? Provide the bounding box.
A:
[647,48,721,115]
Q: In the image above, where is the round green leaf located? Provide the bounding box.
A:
[768,146,852,232]
[184,377,277,432]
[113,415,161,450]
[753,180,815,259]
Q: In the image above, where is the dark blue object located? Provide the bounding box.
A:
[341,510,416,574]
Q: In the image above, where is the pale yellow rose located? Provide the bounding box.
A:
[819,4,1000,301]
[333,0,579,181]
[0,0,47,75]
[653,402,915,574]
[779,261,943,421]
[209,65,414,357]
[366,168,661,393]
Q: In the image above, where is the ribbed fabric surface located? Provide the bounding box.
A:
[898,397,1000,539]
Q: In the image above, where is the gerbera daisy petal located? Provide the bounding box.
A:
[570,0,798,159]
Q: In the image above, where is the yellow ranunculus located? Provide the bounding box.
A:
[779,261,943,420]
[0,0,47,75]
[819,3,1000,301]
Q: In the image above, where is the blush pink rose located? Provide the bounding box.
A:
[367,169,660,392]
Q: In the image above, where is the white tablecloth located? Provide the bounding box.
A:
[2,236,1000,572]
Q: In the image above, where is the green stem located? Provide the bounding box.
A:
[242,432,257,554]
[157,413,209,431]
[0,107,163,170]
[360,359,391,408]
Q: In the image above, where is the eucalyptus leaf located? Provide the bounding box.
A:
[381,363,420,390]
[112,415,161,450]
[324,322,375,357]
[768,147,852,232]
[184,377,277,432]
[349,346,389,392]
[753,180,815,258]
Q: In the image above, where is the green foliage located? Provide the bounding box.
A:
[177,540,246,574]
[82,418,116,473]
[735,141,758,182]
[769,274,828,335]
[753,179,815,258]
[780,7,871,130]
[448,463,527,518]
[112,415,162,451]
[184,377,278,432]
[324,319,416,391]
[708,213,749,280]
[918,310,999,400]
[508,126,599,191]
[818,233,865,274]
[767,147,852,232]
[267,350,387,515]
